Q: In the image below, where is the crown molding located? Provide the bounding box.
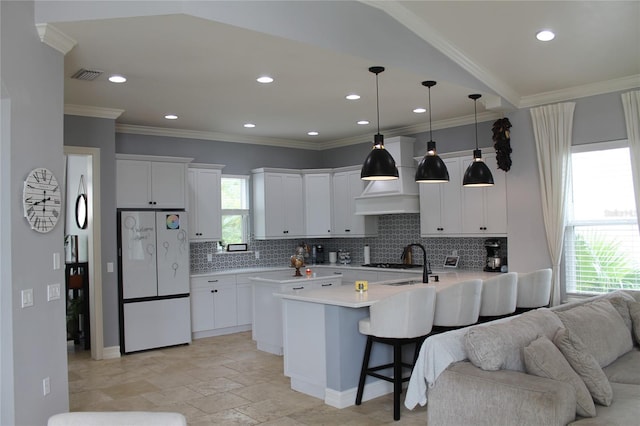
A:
[115,124,322,150]
[519,74,640,108]
[362,1,522,108]
[64,104,124,119]
[36,24,77,55]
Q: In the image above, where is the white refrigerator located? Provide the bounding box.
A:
[118,210,191,353]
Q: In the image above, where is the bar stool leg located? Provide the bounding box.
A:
[355,336,373,405]
[393,341,402,421]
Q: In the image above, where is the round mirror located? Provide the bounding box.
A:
[75,193,88,229]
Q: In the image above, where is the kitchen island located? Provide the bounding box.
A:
[278,270,497,408]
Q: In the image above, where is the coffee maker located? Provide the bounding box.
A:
[313,244,325,264]
[484,239,502,272]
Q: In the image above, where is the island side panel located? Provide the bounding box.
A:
[324,304,393,408]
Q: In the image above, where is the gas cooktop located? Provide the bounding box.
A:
[361,263,424,269]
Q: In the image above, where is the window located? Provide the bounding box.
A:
[221,175,250,246]
[564,141,640,294]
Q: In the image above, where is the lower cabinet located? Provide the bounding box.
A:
[235,273,254,327]
[190,274,250,338]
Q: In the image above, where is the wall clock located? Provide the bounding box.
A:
[23,167,61,233]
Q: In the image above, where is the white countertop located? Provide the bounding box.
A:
[248,269,341,284]
[278,270,498,308]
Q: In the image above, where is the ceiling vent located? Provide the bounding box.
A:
[71,68,103,81]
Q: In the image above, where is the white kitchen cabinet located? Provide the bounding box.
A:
[188,165,224,241]
[252,169,305,239]
[420,157,462,236]
[460,152,507,235]
[303,171,332,238]
[235,273,254,327]
[190,275,238,336]
[116,155,191,208]
[418,152,506,236]
[332,168,378,237]
[251,273,342,355]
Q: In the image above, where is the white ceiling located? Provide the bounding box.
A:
[36,1,640,149]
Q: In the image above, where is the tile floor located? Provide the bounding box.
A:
[68,332,429,425]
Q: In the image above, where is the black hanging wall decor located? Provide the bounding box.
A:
[492,118,513,172]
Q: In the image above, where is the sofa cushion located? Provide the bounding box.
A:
[555,300,633,368]
[569,382,640,425]
[524,336,596,417]
[554,328,613,406]
[608,296,633,332]
[464,308,563,372]
[602,348,640,385]
[629,301,640,345]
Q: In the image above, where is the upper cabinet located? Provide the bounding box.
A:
[332,168,378,237]
[188,164,224,241]
[303,171,332,238]
[419,157,462,236]
[460,152,507,235]
[252,169,305,239]
[116,155,192,208]
[419,152,507,237]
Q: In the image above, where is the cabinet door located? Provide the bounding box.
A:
[304,173,332,237]
[188,168,221,241]
[190,285,215,333]
[419,157,461,236]
[151,162,187,208]
[482,153,507,234]
[116,160,152,207]
[213,281,237,329]
[419,179,443,235]
[236,282,253,326]
[332,170,377,237]
[282,174,304,237]
[263,173,287,237]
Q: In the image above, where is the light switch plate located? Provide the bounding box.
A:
[47,283,61,301]
[207,253,213,262]
[107,262,114,273]
[53,252,60,270]
[21,289,34,308]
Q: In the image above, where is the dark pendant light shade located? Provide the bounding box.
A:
[361,66,399,181]
[463,94,494,187]
[415,80,449,183]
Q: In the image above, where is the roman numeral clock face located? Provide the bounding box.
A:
[23,168,61,233]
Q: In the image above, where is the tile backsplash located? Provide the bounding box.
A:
[190,214,507,274]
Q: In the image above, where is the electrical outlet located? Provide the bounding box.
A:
[452,250,458,256]
[43,377,50,396]
[21,289,33,308]
[207,253,213,262]
[53,252,61,270]
[255,251,260,259]
[107,262,114,273]
[47,283,61,301]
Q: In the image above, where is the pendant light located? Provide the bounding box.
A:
[463,94,494,187]
[415,80,449,183]
[360,66,399,181]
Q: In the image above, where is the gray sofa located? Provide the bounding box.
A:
[424,290,640,426]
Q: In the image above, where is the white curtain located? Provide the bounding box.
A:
[621,90,640,234]
[530,102,575,306]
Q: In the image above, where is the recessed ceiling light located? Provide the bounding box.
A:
[164,114,178,120]
[307,131,319,136]
[413,107,427,114]
[346,94,360,100]
[244,123,256,128]
[536,30,555,41]
[256,76,274,84]
[357,120,369,125]
[108,74,127,83]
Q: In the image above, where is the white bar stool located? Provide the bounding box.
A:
[432,279,483,332]
[355,286,436,421]
[479,272,518,321]
[516,268,552,313]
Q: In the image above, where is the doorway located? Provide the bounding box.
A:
[63,147,104,360]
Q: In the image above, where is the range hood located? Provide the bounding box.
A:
[355,136,419,215]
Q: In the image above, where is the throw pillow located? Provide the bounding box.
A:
[524,336,596,417]
[553,327,613,406]
[555,299,633,367]
[464,308,563,372]
[629,301,640,345]
[608,296,632,332]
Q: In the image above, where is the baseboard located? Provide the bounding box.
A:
[102,345,121,359]
[324,380,393,409]
[192,324,251,340]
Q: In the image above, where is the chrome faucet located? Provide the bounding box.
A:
[407,243,432,283]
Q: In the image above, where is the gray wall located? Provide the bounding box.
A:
[64,115,120,348]
[1,1,69,424]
